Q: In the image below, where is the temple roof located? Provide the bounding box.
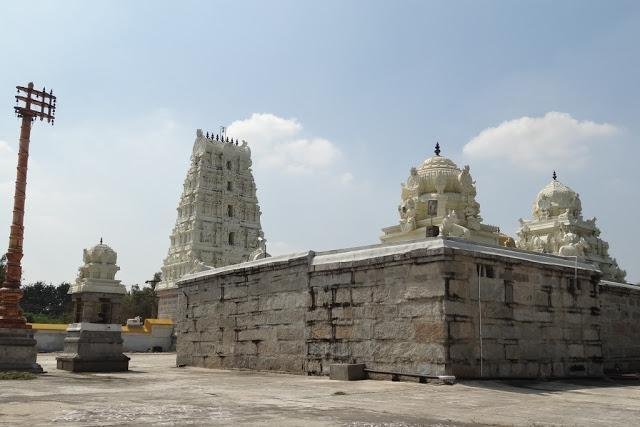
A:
[533,173,582,219]
[83,240,118,265]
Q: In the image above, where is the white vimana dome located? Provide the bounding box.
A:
[532,173,583,220]
[517,172,626,282]
[69,239,126,295]
[381,143,510,246]
[83,239,118,265]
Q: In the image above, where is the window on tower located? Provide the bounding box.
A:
[226,160,232,170]
[227,181,233,191]
[228,232,235,246]
[227,205,234,217]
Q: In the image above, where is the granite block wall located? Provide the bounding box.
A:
[444,253,603,378]
[157,288,178,321]
[599,282,640,373]
[176,238,637,378]
[305,252,448,376]
[176,254,310,372]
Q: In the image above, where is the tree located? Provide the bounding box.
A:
[121,283,157,323]
[21,282,72,324]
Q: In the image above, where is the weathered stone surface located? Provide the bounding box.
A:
[176,238,637,379]
[329,363,366,381]
[0,328,42,373]
[56,324,129,372]
[599,282,640,372]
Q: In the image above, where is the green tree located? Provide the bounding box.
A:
[121,283,157,323]
[21,282,72,324]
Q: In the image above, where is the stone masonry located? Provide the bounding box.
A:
[599,280,640,373]
[175,238,640,379]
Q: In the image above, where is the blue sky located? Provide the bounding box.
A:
[0,0,638,285]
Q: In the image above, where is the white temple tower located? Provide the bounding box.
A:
[68,239,127,323]
[381,143,509,245]
[516,172,626,282]
[156,129,266,320]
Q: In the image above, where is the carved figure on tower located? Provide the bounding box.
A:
[381,143,508,245]
[516,172,626,282]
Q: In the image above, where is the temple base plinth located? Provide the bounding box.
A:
[0,327,43,373]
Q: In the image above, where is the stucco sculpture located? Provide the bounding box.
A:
[381,143,509,245]
[516,172,626,282]
[69,239,126,296]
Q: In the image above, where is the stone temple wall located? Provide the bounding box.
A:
[444,253,602,378]
[176,238,636,378]
[157,288,178,321]
[598,281,640,373]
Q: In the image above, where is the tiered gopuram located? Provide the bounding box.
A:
[156,129,266,320]
[381,143,510,246]
[516,172,626,282]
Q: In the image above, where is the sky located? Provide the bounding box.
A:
[0,0,638,286]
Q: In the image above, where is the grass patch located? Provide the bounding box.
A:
[0,371,37,380]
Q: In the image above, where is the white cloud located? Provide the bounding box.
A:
[227,113,301,144]
[339,172,354,185]
[227,113,343,174]
[463,112,619,171]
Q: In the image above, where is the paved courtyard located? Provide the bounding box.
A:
[1,353,640,426]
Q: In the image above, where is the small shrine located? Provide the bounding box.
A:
[381,143,509,245]
[68,238,126,323]
[516,172,626,282]
[56,239,129,372]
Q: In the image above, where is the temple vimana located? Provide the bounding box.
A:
[162,130,636,379]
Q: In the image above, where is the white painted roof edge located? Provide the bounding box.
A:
[177,251,311,284]
[599,280,639,290]
[312,239,445,265]
[312,237,597,272]
[440,238,599,272]
[178,237,602,286]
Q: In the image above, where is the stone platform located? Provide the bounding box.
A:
[56,323,129,372]
[0,327,43,373]
[2,353,640,426]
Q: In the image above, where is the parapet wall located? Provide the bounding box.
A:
[175,238,636,378]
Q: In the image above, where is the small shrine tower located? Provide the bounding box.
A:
[68,239,126,323]
[156,129,266,320]
[381,143,509,245]
[516,172,626,282]
[56,240,129,372]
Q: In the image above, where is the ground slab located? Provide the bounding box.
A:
[1,353,640,426]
